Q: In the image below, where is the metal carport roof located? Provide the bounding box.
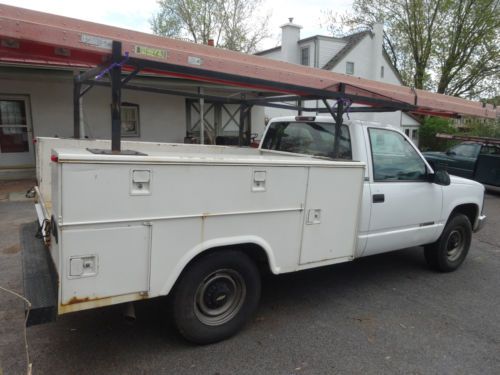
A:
[0,3,497,120]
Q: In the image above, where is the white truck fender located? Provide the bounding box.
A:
[159,235,279,296]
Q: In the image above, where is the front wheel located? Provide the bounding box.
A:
[172,250,261,344]
[424,214,472,272]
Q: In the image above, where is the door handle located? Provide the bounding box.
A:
[373,194,385,203]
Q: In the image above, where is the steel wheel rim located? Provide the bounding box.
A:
[446,229,464,262]
[194,269,246,326]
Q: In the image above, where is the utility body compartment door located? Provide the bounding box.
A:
[299,166,364,264]
[61,224,150,305]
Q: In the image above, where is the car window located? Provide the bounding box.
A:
[449,144,480,158]
[368,128,426,181]
[261,121,352,160]
[480,145,500,155]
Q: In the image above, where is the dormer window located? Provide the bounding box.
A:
[301,46,310,66]
[346,61,354,75]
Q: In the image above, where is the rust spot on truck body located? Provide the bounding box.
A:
[59,292,149,315]
[65,296,93,305]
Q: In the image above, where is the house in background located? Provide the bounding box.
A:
[255,19,421,144]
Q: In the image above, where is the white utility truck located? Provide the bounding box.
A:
[30,116,485,344]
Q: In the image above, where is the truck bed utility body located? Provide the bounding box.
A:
[3,4,489,343]
[33,138,364,318]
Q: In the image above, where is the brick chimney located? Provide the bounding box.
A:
[280,18,302,64]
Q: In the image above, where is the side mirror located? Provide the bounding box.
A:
[429,169,451,186]
[446,150,456,156]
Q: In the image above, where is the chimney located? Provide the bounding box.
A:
[372,23,384,80]
[280,18,302,64]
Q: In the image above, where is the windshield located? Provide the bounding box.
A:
[261,121,352,160]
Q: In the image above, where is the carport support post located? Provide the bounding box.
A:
[238,102,247,147]
[73,77,81,139]
[199,87,205,144]
[110,41,122,152]
[245,105,253,146]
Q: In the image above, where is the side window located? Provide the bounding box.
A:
[346,62,354,75]
[449,144,480,158]
[369,128,427,181]
[480,145,500,155]
[300,47,310,66]
[262,122,352,160]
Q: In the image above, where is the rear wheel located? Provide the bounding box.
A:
[172,250,261,344]
[424,214,472,272]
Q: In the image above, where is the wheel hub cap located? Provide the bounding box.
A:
[194,269,246,326]
[446,229,464,261]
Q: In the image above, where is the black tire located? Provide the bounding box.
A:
[172,250,261,344]
[424,214,472,272]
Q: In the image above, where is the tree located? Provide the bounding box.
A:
[151,0,270,53]
[419,116,457,151]
[323,0,500,98]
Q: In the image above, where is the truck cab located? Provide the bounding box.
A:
[260,116,486,259]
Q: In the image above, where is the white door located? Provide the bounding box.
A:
[0,96,35,168]
[363,127,442,256]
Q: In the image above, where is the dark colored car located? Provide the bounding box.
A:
[423,141,500,190]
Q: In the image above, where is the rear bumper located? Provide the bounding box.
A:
[474,214,486,233]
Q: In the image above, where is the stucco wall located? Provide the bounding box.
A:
[0,68,266,169]
[0,70,186,143]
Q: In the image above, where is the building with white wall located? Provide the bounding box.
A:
[0,66,264,178]
[256,19,421,142]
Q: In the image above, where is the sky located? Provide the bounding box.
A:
[0,0,354,49]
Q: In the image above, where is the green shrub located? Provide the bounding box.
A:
[461,118,500,138]
[419,117,457,151]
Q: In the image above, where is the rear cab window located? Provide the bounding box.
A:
[261,121,352,160]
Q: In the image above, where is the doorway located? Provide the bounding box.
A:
[0,95,34,168]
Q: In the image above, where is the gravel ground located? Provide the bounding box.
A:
[0,192,499,375]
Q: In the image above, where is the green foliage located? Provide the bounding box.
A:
[323,0,500,99]
[461,118,500,138]
[419,116,457,151]
[151,0,270,53]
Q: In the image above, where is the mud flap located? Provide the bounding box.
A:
[21,221,58,326]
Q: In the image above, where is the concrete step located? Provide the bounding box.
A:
[0,168,36,180]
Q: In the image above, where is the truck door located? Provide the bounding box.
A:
[443,143,480,179]
[363,127,442,256]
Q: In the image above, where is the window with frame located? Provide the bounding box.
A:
[0,99,29,153]
[411,129,418,141]
[261,121,352,160]
[480,145,500,155]
[120,102,140,137]
[449,143,480,158]
[301,47,310,66]
[346,61,354,75]
[369,128,426,181]
[380,66,384,78]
